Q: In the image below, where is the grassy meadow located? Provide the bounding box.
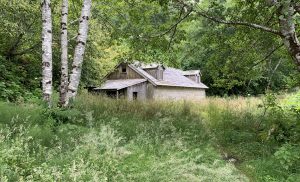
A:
[0,93,299,181]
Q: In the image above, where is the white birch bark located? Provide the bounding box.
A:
[65,0,92,106]
[278,3,300,71]
[59,0,69,107]
[41,0,53,106]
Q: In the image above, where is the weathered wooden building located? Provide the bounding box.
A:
[92,62,208,101]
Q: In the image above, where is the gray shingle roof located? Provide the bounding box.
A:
[94,79,146,90]
[96,62,208,90]
[130,64,208,89]
[156,68,208,89]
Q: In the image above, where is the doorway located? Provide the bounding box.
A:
[133,92,138,100]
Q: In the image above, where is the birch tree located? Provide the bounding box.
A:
[59,0,69,107]
[175,0,300,71]
[65,0,92,106]
[41,0,53,106]
[277,1,300,71]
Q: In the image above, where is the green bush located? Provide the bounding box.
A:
[0,56,41,102]
[274,143,300,171]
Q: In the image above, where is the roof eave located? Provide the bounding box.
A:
[95,79,147,91]
[156,84,208,89]
[128,64,158,86]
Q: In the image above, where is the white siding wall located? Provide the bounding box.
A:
[127,82,147,100]
[146,83,154,99]
[153,86,206,101]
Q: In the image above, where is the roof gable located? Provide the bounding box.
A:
[100,62,208,90]
[104,63,143,80]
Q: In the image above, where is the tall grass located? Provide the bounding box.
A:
[0,93,299,181]
[0,96,247,181]
[199,94,300,181]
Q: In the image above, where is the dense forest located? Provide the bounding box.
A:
[0,0,300,181]
[1,0,300,102]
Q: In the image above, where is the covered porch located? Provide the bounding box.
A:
[93,79,147,100]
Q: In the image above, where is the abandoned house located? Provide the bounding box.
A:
[91,62,208,101]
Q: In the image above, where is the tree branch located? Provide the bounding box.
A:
[175,1,282,36]
[5,33,25,58]
[5,20,36,58]
[12,42,41,56]
[68,35,78,42]
[249,43,284,69]
[70,18,79,25]
[267,58,282,90]
[266,9,277,25]
[168,6,185,50]
[147,9,193,38]
[196,10,282,36]
[96,1,143,39]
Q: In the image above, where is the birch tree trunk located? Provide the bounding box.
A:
[59,0,69,107]
[41,0,53,106]
[278,2,300,71]
[65,0,92,106]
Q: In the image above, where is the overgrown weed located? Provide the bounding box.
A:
[0,93,299,181]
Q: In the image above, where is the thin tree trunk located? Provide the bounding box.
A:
[278,3,300,71]
[65,0,92,106]
[41,0,53,106]
[59,0,69,107]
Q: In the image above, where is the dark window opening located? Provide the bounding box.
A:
[106,91,117,98]
[133,92,138,100]
[121,66,127,73]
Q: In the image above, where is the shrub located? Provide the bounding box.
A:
[274,143,300,171]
